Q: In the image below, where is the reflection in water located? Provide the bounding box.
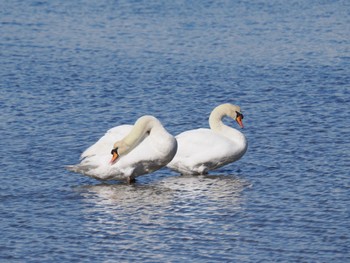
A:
[80,182,173,208]
[157,174,250,204]
[76,174,250,229]
[78,174,250,211]
[74,175,251,261]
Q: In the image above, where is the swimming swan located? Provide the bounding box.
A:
[166,103,247,175]
[67,115,177,182]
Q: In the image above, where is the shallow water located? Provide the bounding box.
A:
[1,0,350,262]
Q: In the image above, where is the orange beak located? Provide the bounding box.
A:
[110,151,119,164]
[236,115,244,128]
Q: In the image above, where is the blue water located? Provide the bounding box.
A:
[1,0,350,262]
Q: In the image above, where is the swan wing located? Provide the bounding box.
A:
[67,125,133,179]
[113,130,176,177]
[81,125,132,159]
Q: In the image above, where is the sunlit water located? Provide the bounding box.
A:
[1,0,349,262]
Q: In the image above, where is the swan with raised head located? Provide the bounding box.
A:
[67,115,177,182]
[166,103,247,175]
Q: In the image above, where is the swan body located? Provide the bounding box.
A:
[166,103,247,175]
[67,115,177,182]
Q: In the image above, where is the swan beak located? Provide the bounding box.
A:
[110,151,119,164]
[236,116,244,128]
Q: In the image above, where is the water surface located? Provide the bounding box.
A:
[1,0,349,262]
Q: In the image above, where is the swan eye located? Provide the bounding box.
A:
[236,111,244,119]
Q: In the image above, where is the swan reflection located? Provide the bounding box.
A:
[77,174,250,214]
[75,174,251,247]
[79,182,174,209]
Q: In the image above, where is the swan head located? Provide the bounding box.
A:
[225,104,244,128]
[110,141,130,164]
[110,148,119,164]
[209,103,245,130]
[235,111,244,128]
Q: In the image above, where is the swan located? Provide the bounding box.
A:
[67,115,177,182]
[166,103,247,175]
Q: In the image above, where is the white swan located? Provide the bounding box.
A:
[166,103,247,175]
[67,115,177,182]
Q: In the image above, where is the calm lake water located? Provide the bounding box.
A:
[1,0,349,262]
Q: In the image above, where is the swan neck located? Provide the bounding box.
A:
[209,106,228,130]
[208,103,241,131]
[208,103,247,155]
[122,116,158,153]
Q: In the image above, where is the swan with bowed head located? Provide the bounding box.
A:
[67,115,177,183]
